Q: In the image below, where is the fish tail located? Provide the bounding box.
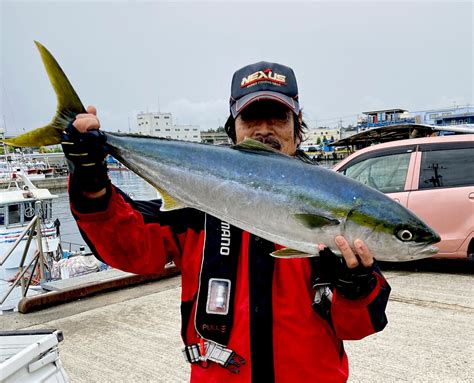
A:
[2,41,86,147]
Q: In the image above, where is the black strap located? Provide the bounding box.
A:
[248,235,275,382]
[195,215,242,345]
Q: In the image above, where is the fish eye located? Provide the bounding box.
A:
[398,229,413,242]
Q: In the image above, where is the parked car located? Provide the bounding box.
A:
[332,134,474,260]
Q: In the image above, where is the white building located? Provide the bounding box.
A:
[302,128,341,148]
[136,112,201,142]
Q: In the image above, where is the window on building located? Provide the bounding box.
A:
[165,129,171,131]
[164,116,170,119]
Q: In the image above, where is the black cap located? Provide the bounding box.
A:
[229,61,300,118]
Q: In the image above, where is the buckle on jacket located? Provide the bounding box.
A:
[182,340,245,373]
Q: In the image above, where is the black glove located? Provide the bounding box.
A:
[312,247,377,300]
[61,121,109,193]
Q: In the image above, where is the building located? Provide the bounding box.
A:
[357,109,415,131]
[356,106,474,131]
[136,112,201,142]
[200,130,230,145]
[411,105,474,126]
[302,128,341,150]
[332,105,474,149]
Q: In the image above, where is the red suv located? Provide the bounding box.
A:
[332,135,474,260]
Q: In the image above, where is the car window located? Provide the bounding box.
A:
[419,147,474,189]
[341,152,411,193]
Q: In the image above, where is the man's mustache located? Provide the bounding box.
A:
[255,136,281,150]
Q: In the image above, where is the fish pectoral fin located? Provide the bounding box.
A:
[294,213,340,228]
[156,187,185,211]
[271,248,315,258]
[232,138,286,155]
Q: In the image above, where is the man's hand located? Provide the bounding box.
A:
[61,105,109,197]
[332,235,374,269]
[73,105,101,132]
[315,236,377,300]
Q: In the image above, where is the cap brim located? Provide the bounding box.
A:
[231,91,300,118]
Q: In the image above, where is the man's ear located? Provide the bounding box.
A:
[295,135,302,147]
[295,111,303,146]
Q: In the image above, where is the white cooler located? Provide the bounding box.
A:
[0,329,69,382]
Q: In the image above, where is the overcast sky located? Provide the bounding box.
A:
[1,0,472,135]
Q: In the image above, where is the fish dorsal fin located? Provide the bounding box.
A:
[271,248,315,258]
[294,213,340,228]
[156,186,185,211]
[232,138,285,155]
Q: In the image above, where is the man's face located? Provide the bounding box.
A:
[235,100,298,156]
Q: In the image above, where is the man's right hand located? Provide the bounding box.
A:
[61,105,109,197]
[72,105,101,132]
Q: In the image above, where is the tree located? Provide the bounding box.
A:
[316,137,321,145]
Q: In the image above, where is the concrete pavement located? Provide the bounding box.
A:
[1,262,473,382]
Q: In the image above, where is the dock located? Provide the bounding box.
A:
[0,261,472,382]
[31,176,68,191]
[16,265,180,314]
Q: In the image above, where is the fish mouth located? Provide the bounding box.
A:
[414,244,439,257]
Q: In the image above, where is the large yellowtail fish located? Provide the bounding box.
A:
[4,42,441,261]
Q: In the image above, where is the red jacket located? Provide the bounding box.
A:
[71,185,391,383]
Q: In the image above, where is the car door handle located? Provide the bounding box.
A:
[469,192,474,200]
[393,198,400,203]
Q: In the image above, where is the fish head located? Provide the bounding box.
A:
[343,196,441,262]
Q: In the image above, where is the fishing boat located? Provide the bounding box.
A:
[0,171,60,282]
[0,171,110,313]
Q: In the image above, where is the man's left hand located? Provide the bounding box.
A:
[332,235,374,269]
[316,236,377,300]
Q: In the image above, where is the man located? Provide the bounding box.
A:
[63,61,391,382]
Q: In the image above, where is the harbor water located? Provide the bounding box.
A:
[53,171,160,248]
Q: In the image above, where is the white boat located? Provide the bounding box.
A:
[0,171,60,282]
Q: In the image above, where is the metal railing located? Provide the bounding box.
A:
[0,205,47,305]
